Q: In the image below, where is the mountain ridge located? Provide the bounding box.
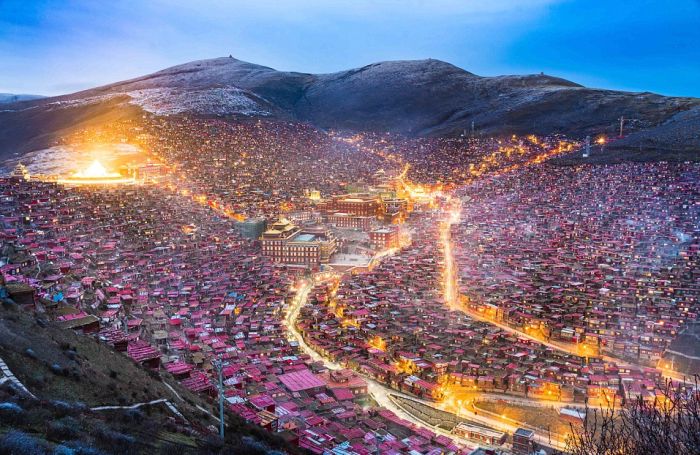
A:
[2,56,699,160]
[0,93,45,104]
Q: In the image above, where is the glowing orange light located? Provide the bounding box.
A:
[368,335,387,351]
[58,159,134,185]
[75,160,112,178]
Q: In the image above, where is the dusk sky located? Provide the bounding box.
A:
[2,0,699,97]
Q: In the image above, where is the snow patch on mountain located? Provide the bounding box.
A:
[127,87,270,116]
[37,84,270,117]
[45,94,121,110]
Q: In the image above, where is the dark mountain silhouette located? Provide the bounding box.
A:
[2,57,699,160]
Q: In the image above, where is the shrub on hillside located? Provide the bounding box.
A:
[122,408,145,424]
[0,431,47,455]
[568,377,700,454]
[155,442,190,455]
[46,416,81,440]
[53,442,104,455]
[1,298,18,311]
[92,426,136,452]
[49,400,82,418]
[0,401,24,424]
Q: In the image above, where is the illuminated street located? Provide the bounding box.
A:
[285,270,569,452]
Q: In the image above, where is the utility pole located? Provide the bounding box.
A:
[213,356,225,439]
[619,116,625,138]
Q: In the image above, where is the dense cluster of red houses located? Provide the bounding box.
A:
[0,178,465,454]
[297,204,686,408]
[136,117,394,218]
[453,162,700,373]
[2,116,697,453]
[340,132,576,188]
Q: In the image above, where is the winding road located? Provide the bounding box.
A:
[284,280,478,449]
[285,274,569,451]
[278,159,573,450]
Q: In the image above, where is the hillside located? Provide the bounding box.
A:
[0,300,298,454]
[1,56,699,161]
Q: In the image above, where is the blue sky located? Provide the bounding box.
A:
[1,0,699,97]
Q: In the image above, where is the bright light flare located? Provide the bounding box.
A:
[73,160,115,178]
[57,159,134,186]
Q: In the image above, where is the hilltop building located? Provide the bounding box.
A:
[10,163,30,181]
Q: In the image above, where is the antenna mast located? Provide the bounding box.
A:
[583,135,591,158]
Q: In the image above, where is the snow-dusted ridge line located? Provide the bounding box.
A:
[44,94,122,110]
[40,85,270,117]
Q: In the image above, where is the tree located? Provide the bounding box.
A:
[567,376,700,454]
